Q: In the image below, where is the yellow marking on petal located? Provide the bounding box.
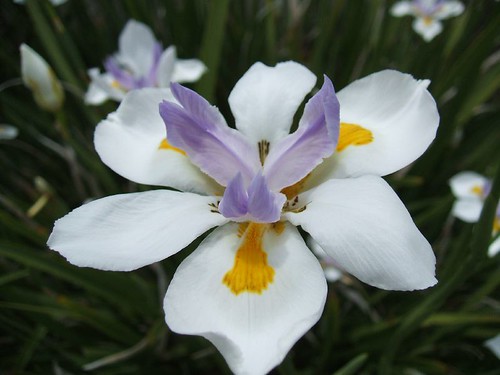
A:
[158,139,187,155]
[223,223,275,295]
[111,80,121,89]
[423,16,433,26]
[470,185,483,197]
[272,221,286,235]
[237,222,249,238]
[281,174,309,200]
[494,217,500,233]
[336,122,373,152]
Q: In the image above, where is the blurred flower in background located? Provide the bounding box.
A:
[20,44,65,113]
[85,20,207,105]
[484,334,500,360]
[391,0,464,41]
[449,171,500,257]
[0,124,19,140]
[307,236,343,282]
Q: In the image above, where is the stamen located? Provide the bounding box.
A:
[223,223,275,295]
[158,138,187,155]
[336,123,373,152]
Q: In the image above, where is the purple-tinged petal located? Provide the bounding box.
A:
[159,83,261,186]
[219,172,286,223]
[145,41,163,87]
[263,76,340,191]
[247,172,286,223]
[219,173,248,219]
[104,57,135,90]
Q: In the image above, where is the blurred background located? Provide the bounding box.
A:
[0,0,499,374]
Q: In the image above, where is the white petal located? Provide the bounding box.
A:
[413,17,443,42]
[449,171,489,199]
[434,1,464,20]
[305,70,439,188]
[390,1,414,16]
[451,199,483,222]
[84,81,110,105]
[20,44,64,112]
[228,61,316,147]
[164,223,327,375]
[285,176,437,290]
[85,68,125,104]
[94,88,220,194]
[157,46,176,87]
[118,20,157,76]
[171,58,207,83]
[48,190,228,271]
[488,236,500,258]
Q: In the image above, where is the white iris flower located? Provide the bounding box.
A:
[391,0,465,41]
[85,20,206,105]
[449,171,500,257]
[49,61,439,375]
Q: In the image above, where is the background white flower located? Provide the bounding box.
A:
[85,20,206,105]
[0,124,19,140]
[449,171,500,257]
[391,0,465,41]
[484,334,500,359]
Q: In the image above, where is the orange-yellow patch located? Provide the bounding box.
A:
[494,217,500,233]
[223,223,275,295]
[272,221,286,235]
[336,122,373,152]
[470,185,483,197]
[158,139,187,155]
[423,16,433,26]
[281,174,309,199]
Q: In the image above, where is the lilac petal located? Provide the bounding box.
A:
[104,57,136,90]
[247,172,286,223]
[145,41,163,87]
[218,173,249,219]
[219,172,286,223]
[263,75,340,191]
[159,83,261,186]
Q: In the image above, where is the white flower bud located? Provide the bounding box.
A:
[20,44,65,112]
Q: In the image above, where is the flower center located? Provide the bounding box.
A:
[223,222,275,295]
[423,16,433,26]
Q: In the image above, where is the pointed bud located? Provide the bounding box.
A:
[20,44,65,112]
